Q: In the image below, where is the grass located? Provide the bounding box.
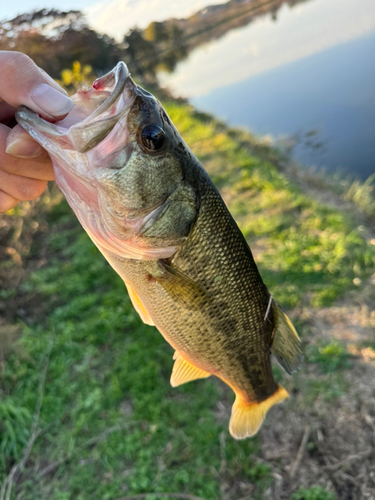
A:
[291,486,336,500]
[306,342,352,374]
[1,101,374,499]
[166,103,375,308]
[343,174,375,218]
[1,202,268,499]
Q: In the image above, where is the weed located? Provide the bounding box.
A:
[0,400,32,467]
[307,342,352,373]
[344,174,375,217]
[291,485,336,500]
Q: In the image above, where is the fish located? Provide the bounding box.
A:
[16,62,302,439]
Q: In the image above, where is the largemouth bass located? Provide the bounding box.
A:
[16,62,302,439]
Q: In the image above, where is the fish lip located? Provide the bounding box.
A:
[15,62,132,149]
[88,62,129,120]
[16,105,63,137]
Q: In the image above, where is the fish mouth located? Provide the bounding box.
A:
[15,61,137,206]
[16,62,136,156]
[15,63,178,261]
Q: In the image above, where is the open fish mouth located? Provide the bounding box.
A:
[16,62,135,156]
[15,63,179,261]
[14,61,138,206]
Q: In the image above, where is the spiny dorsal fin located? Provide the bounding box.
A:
[270,300,303,374]
[171,352,211,387]
[153,262,210,309]
[125,283,155,326]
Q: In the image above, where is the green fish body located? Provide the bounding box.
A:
[16,62,302,438]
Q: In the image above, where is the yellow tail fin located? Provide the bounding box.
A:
[229,385,289,439]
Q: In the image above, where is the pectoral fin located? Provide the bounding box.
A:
[171,352,211,387]
[153,262,210,309]
[125,283,155,326]
[271,300,303,374]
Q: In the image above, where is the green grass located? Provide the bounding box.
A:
[344,174,375,217]
[291,486,336,500]
[166,103,375,309]
[291,485,336,500]
[1,101,373,499]
[0,202,265,499]
[306,342,352,374]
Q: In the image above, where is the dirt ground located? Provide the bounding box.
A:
[257,162,375,500]
[215,158,375,500]
[261,279,375,500]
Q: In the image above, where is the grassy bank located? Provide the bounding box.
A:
[0,101,374,500]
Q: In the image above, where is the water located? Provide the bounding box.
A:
[158,0,375,179]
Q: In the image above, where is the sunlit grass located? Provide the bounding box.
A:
[292,485,336,500]
[1,205,264,499]
[0,100,373,499]
[166,103,375,308]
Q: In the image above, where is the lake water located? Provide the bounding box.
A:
[158,0,375,180]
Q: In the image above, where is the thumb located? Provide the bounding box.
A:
[0,51,74,120]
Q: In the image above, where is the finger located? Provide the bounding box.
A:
[5,124,50,161]
[0,101,15,123]
[0,189,20,213]
[0,51,73,120]
[0,124,54,180]
[0,168,47,202]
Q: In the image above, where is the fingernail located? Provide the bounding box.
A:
[31,83,74,117]
[38,66,69,95]
[6,137,46,158]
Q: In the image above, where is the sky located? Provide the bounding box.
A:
[1,0,95,19]
[157,0,375,97]
[4,0,375,98]
[1,0,225,40]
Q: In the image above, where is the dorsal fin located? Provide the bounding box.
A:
[270,300,303,374]
[170,352,211,387]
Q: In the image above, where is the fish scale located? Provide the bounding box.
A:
[16,61,302,439]
[108,175,277,402]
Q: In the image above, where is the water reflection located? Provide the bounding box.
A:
[158,0,375,179]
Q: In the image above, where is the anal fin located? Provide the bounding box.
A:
[229,385,289,439]
[171,352,211,387]
[271,300,303,374]
[125,283,155,326]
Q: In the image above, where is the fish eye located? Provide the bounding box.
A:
[141,125,165,151]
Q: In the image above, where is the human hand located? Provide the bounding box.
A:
[0,51,74,212]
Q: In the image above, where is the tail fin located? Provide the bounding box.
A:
[229,385,289,439]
